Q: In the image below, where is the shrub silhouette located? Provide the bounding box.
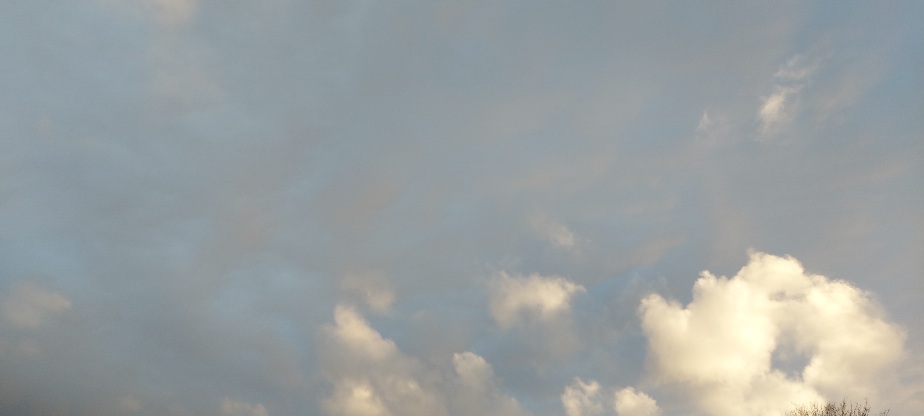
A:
[786,399,888,416]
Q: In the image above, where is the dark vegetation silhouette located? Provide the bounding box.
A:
[786,399,888,416]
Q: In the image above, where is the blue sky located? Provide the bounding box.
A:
[1,2,922,415]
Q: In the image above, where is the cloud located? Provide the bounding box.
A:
[451,352,524,416]
[221,397,269,416]
[757,55,818,138]
[773,55,818,82]
[322,305,446,416]
[325,305,399,363]
[0,281,72,329]
[341,271,395,314]
[321,305,524,416]
[562,378,604,416]
[613,387,659,416]
[326,380,391,416]
[489,272,585,329]
[639,251,907,416]
[758,87,799,136]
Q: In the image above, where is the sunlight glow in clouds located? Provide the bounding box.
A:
[639,251,906,416]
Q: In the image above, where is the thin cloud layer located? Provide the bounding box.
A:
[0,281,71,329]
[639,251,907,416]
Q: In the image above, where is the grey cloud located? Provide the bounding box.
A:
[0,1,921,415]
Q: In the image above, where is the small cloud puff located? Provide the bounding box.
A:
[639,251,906,416]
[489,272,585,329]
[1,281,72,329]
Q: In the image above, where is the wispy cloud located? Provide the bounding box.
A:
[757,55,818,139]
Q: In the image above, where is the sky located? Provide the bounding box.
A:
[1,1,922,416]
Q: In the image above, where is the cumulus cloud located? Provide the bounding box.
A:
[322,305,445,416]
[562,378,604,416]
[321,305,524,416]
[0,281,72,329]
[613,387,659,416]
[326,305,400,364]
[639,251,906,416]
[451,352,524,416]
[489,272,585,329]
[221,397,269,416]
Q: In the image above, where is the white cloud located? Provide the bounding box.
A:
[613,387,659,416]
[322,305,524,416]
[221,397,269,416]
[489,272,585,329]
[638,251,906,416]
[562,378,604,416]
[454,352,494,391]
[1,281,72,329]
[326,380,392,416]
[322,305,446,416]
[326,304,399,362]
